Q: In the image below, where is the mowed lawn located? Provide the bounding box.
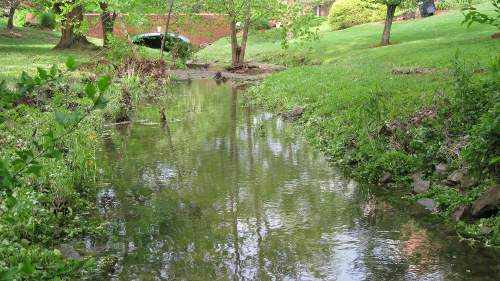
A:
[197,3,498,67]
[198,3,499,135]
[0,23,102,83]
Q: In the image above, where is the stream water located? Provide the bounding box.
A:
[95,80,499,281]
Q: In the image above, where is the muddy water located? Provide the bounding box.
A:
[96,80,499,281]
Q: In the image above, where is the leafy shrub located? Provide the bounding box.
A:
[0,58,111,279]
[462,0,500,29]
[328,0,386,30]
[464,103,500,178]
[461,57,500,178]
[450,54,498,131]
[252,19,271,31]
[300,15,326,29]
[39,12,56,29]
[164,36,193,62]
[436,0,469,10]
[14,9,30,27]
[107,35,135,65]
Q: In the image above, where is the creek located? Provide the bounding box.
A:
[94,80,499,280]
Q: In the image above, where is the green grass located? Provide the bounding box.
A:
[0,26,103,82]
[198,3,498,66]
[198,2,498,138]
[0,23,182,83]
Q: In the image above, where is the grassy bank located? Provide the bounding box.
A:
[199,3,500,245]
[197,3,498,66]
[0,26,151,278]
[0,26,102,82]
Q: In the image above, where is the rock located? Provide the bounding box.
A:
[214,72,227,83]
[417,198,439,213]
[443,170,464,186]
[472,185,500,218]
[435,163,448,176]
[379,173,392,185]
[460,175,477,189]
[59,244,81,260]
[450,206,467,221]
[412,172,430,193]
[379,121,401,136]
[186,60,209,69]
[281,107,305,121]
[442,169,476,188]
[480,226,493,235]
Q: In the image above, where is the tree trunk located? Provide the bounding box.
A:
[160,0,175,61]
[238,2,252,65]
[99,2,117,48]
[230,19,241,67]
[381,5,397,46]
[54,3,91,49]
[6,3,19,30]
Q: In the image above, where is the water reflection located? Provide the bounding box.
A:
[96,80,500,281]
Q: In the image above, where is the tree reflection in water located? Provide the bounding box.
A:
[94,80,500,281]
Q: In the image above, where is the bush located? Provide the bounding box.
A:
[107,35,135,64]
[39,12,56,29]
[328,0,386,30]
[252,19,271,31]
[14,9,31,27]
[436,0,469,10]
[461,57,500,178]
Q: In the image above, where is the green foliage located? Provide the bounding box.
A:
[461,57,500,178]
[163,35,193,62]
[39,11,57,29]
[437,0,470,10]
[328,0,386,30]
[106,35,135,64]
[14,9,31,27]
[449,54,496,129]
[464,103,500,178]
[252,18,271,31]
[278,11,322,49]
[377,0,405,5]
[198,2,497,65]
[462,0,500,28]
[0,57,111,279]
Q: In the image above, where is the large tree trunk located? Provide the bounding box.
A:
[381,4,397,46]
[54,3,91,49]
[99,2,117,48]
[6,3,20,30]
